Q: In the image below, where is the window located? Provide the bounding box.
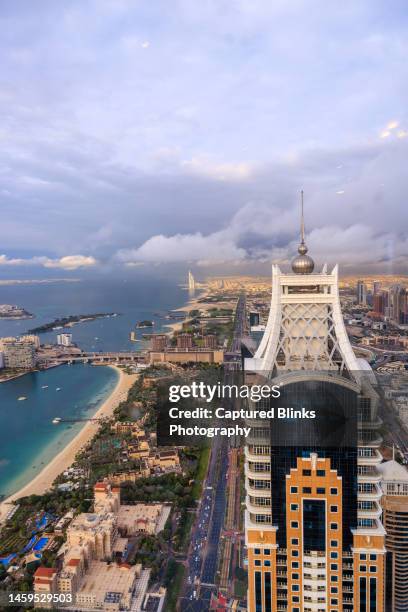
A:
[303,469,312,476]
[330,552,338,559]
[331,587,338,593]
[370,566,376,573]
[293,550,299,557]
[291,538,299,545]
[290,486,298,494]
[317,470,326,476]
[291,503,298,511]
[360,577,367,612]
[369,554,376,561]
[255,559,261,566]
[317,487,326,494]
[330,564,338,570]
[331,599,338,605]
[330,540,338,547]
[330,505,338,512]
[292,561,299,568]
[331,575,338,582]
[330,487,338,495]
[303,487,312,494]
[255,571,262,612]
[264,549,270,555]
[264,560,271,566]
[360,554,367,560]
[370,577,377,611]
[254,548,261,555]
[291,521,299,528]
[255,514,271,524]
[292,573,299,579]
[330,523,338,530]
[265,572,272,612]
[292,596,300,603]
[360,565,367,572]
[303,499,325,552]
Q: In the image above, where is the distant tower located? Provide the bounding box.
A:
[188,270,196,291]
[357,280,367,305]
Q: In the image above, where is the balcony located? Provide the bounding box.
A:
[245,480,271,497]
[246,495,271,515]
[357,448,383,465]
[357,501,382,520]
[245,446,270,461]
[357,466,382,484]
[245,463,270,480]
[358,482,383,501]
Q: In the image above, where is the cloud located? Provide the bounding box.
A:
[0,0,408,274]
[0,254,98,270]
[116,201,408,269]
[117,231,246,264]
[42,255,98,270]
[181,157,253,181]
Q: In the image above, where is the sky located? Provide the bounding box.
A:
[1,0,408,276]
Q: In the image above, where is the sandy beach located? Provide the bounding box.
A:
[164,291,209,335]
[0,366,138,524]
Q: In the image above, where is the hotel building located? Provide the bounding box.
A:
[0,336,36,369]
[244,196,385,612]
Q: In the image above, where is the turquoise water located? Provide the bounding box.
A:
[0,364,118,499]
[0,275,189,351]
[0,273,191,499]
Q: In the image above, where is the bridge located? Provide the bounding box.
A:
[41,351,147,365]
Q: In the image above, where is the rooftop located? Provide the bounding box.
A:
[378,460,408,482]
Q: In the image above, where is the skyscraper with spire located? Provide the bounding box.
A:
[244,193,385,612]
[188,270,196,291]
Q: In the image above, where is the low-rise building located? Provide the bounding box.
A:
[33,567,58,599]
[34,484,162,610]
[0,337,36,369]
[149,348,224,364]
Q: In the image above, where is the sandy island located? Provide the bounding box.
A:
[0,366,138,524]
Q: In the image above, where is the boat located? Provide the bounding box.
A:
[41,385,48,389]
[52,417,62,424]
[17,396,27,401]
[56,387,62,392]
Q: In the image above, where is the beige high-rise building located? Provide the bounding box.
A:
[244,196,386,612]
[379,459,408,611]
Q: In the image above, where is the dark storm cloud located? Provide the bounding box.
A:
[0,0,408,272]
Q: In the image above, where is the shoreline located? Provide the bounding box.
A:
[164,290,209,336]
[0,365,138,524]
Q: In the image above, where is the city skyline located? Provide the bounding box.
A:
[0,1,408,275]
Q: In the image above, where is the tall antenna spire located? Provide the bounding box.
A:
[300,189,305,245]
[291,190,314,274]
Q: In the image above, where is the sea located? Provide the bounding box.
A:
[0,271,191,498]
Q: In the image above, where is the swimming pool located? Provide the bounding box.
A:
[33,537,48,552]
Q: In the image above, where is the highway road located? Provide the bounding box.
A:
[179,435,229,610]
[179,292,246,610]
